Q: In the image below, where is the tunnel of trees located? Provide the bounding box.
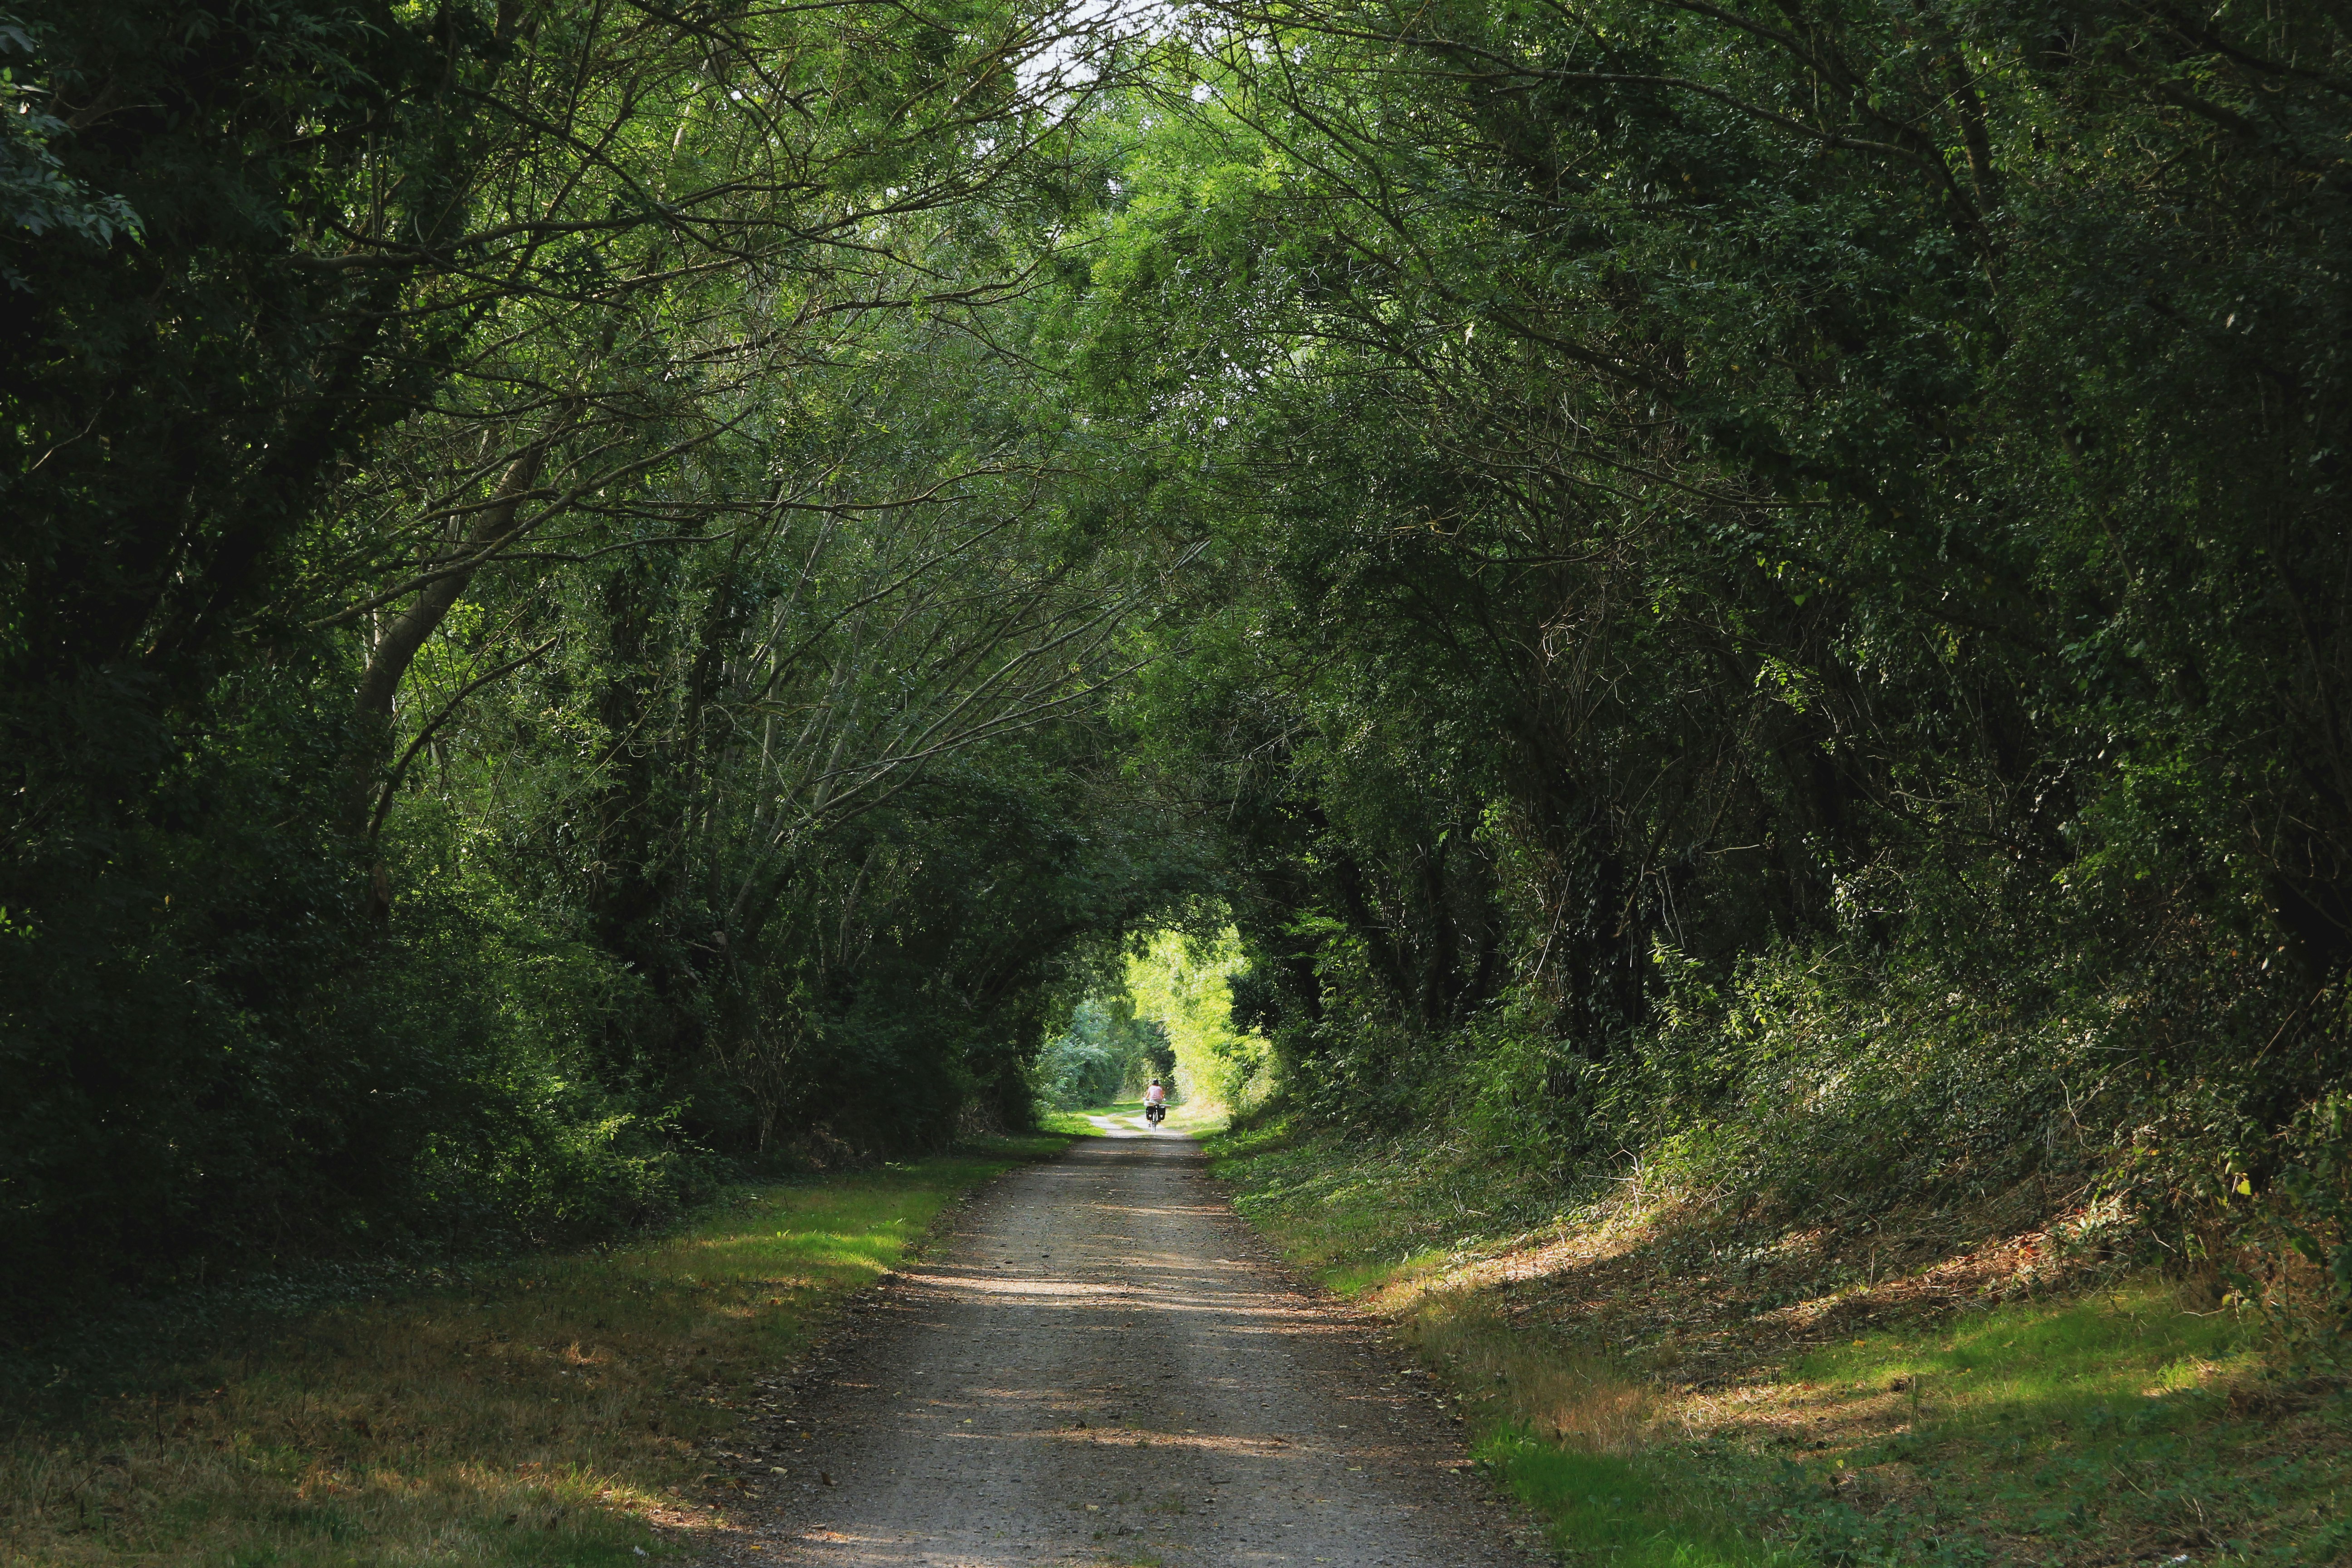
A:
[4,0,2350,1328]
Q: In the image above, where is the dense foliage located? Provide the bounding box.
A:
[5,0,2350,1328]
[0,0,1198,1322]
[1076,0,2352,1279]
[1035,994,1174,1110]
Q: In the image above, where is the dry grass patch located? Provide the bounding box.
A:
[1390,1289,1654,1454]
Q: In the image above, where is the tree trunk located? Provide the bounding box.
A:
[349,442,548,908]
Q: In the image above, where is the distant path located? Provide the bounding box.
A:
[719,1128,1539,1568]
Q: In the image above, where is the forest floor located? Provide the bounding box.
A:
[1202,1117,2352,1567]
[0,1138,1064,1568]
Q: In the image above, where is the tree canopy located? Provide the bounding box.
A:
[4,0,2350,1323]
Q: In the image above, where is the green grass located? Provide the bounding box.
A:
[1477,1442,1802,1567]
[0,1137,1066,1567]
[1204,1112,1573,1286]
[1038,1099,1224,1138]
[1204,1118,2352,1567]
[1759,1288,2350,1565]
[1793,1284,2254,1423]
[1039,1099,1147,1135]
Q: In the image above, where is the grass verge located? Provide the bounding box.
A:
[1206,1117,2352,1566]
[1038,1099,1226,1138]
[0,1136,1064,1567]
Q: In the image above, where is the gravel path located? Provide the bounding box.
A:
[713,1124,1544,1568]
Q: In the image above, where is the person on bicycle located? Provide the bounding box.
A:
[1144,1078,1167,1126]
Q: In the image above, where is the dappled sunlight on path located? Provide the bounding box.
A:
[709,1134,1536,1568]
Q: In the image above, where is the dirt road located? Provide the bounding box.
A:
[723,1124,1541,1568]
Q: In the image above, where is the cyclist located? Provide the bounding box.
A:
[1144,1078,1167,1127]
